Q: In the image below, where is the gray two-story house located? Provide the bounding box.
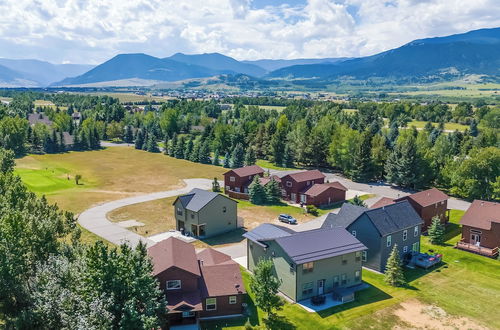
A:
[322,201,423,273]
[173,189,238,238]
[244,224,367,303]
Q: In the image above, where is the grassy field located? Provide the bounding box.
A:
[84,92,170,103]
[407,120,469,132]
[255,159,297,171]
[202,209,500,329]
[393,82,500,98]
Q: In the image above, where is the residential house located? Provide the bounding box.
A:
[301,182,347,206]
[223,165,265,199]
[244,224,367,303]
[173,188,238,238]
[394,188,449,231]
[457,200,500,258]
[322,201,423,272]
[280,170,325,203]
[148,237,245,325]
[28,113,53,126]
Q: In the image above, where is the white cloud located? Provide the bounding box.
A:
[0,0,498,64]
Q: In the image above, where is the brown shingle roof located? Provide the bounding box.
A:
[197,248,232,266]
[370,197,395,209]
[259,175,281,186]
[302,182,347,197]
[287,170,325,183]
[225,165,264,177]
[147,237,201,277]
[399,188,449,207]
[166,291,203,311]
[460,200,500,230]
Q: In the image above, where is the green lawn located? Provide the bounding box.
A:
[255,159,297,171]
[407,120,468,132]
[201,209,500,329]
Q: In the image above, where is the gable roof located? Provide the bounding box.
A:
[243,223,295,245]
[460,200,500,230]
[147,237,201,277]
[370,197,395,209]
[322,203,368,229]
[197,248,233,266]
[259,175,281,186]
[302,182,348,196]
[364,201,424,236]
[174,188,235,212]
[285,170,325,183]
[28,113,53,126]
[398,188,449,207]
[274,227,366,264]
[225,165,264,177]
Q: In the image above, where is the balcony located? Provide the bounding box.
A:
[456,240,499,258]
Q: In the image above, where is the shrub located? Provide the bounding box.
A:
[306,205,319,216]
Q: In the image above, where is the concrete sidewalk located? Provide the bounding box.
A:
[78,178,212,247]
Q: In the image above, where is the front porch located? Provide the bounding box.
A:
[456,240,499,258]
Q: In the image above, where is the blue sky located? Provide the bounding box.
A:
[0,0,498,64]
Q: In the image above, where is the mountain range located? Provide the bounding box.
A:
[0,27,498,88]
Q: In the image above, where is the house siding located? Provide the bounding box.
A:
[281,176,325,204]
[155,267,199,292]
[398,197,448,231]
[379,226,421,272]
[223,171,263,195]
[199,294,245,318]
[461,224,500,250]
[304,187,346,207]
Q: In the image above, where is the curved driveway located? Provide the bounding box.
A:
[78,178,212,247]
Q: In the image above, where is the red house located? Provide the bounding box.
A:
[280,170,326,204]
[147,237,245,325]
[394,188,449,231]
[223,165,264,199]
[457,200,499,258]
[301,182,347,206]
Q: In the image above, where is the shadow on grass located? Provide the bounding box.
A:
[443,222,461,244]
[200,228,247,246]
[404,261,447,283]
[317,285,392,319]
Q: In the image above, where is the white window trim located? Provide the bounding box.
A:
[286,181,292,187]
[166,280,181,290]
[403,230,408,241]
[230,176,235,182]
[206,298,217,311]
[414,226,419,237]
[362,250,367,262]
[403,246,408,253]
[387,235,392,247]
[229,296,237,304]
[352,230,357,237]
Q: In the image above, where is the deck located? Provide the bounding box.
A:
[456,241,499,258]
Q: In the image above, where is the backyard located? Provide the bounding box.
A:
[201,210,500,329]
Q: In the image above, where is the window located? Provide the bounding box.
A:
[225,185,230,191]
[352,230,357,237]
[355,251,361,262]
[166,280,181,290]
[230,176,235,182]
[333,276,339,288]
[281,189,287,196]
[302,282,313,296]
[362,251,367,262]
[403,246,408,253]
[306,180,311,185]
[414,226,419,237]
[229,296,237,304]
[177,208,183,216]
[222,206,227,213]
[355,271,360,282]
[182,311,195,318]
[412,242,419,252]
[235,187,240,192]
[303,262,314,273]
[289,263,295,273]
[286,181,292,187]
[191,213,195,219]
[271,251,276,257]
[206,298,217,311]
[342,255,348,265]
[403,230,408,241]
[386,235,392,247]
[341,274,347,285]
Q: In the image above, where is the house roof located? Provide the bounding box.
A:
[370,197,395,209]
[174,188,234,212]
[322,203,368,229]
[274,227,366,264]
[62,132,74,146]
[225,165,264,177]
[28,113,53,126]
[166,291,203,312]
[243,223,295,244]
[197,248,233,266]
[460,200,500,230]
[302,182,347,197]
[259,175,281,186]
[147,237,201,277]
[398,188,449,207]
[285,170,325,183]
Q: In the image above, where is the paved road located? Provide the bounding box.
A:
[78,178,212,247]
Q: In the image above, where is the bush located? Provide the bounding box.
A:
[306,205,319,216]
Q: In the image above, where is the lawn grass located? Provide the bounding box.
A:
[255,159,298,171]
[407,120,468,132]
[201,209,500,329]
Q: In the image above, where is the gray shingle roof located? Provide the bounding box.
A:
[275,227,366,264]
[322,203,368,229]
[176,188,228,212]
[243,223,295,243]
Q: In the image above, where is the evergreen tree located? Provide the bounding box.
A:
[212,149,220,166]
[349,195,367,207]
[59,131,66,152]
[134,129,144,150]
[145,134,159,153]
[163,133,169,155]
[270,115,289,166]
[0,147,15,173]
[223,152,231,168]
[469,119,478,137]
[189,139,200,162]
[184,136,194,159]
[350,131,373,182]
[212,178,221,192]
[72,130,81,151]
[387,121,399,147]
[175,136,185,159]
[385,136,419,188]
[141,130,149,150]
[384,244,406,287]
[282,143,294,168]
[264,178,281,204]
[124,125,134,143]
[428,216,445,245]
[168,133,178,157]
[248,176,266,205]
[244,146,256,166]
[230,143,245,168]
[51,129,59,153]
[198,141,211,164]
[250,259,283,324]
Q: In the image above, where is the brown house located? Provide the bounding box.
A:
[223,165,264,199]
[457,200,500,258]
[300,182,347,206]
[393,188,449,231]
[280,170,326,204]
[147,237,245,325]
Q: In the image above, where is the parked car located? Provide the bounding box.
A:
[278,214,297,224]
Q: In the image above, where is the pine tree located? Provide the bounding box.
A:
[350,131,373,182]
[349,195,367,207]
[198,141,211,164]
[124,125,134,143]
[244,146,256,166]
[282,143,294,168]
[212,149,220,166]
[163,133,169,155]
[223,152,231,168]
[175,136,185,159]
[145,134,159,153]
[134,129,144,150]
[384,244,406,287]
[59,131,66,152]
[264,178,281,205]
[385,136,419,188]
[72,130,81,151]
[248,176,266,205]
[212,178,221,192]
[271,115,289,166]
[469,119,478,137]
[184,137,194,159]
[168,133,177,157]
[428,216,445,245]
[189,139,200,162]
[230,143,245,168]
[387,121,399,147]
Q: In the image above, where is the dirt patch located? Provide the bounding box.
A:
[393,299,488,330]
